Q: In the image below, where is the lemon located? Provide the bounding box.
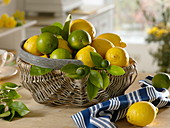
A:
[91,38,114,58]
[58,38,73,53]
[70,19,96,39]
[23,35,42,56]
[126,101,158,127]
[75,45,96,67]
[40,54,48,58]
[0,19,4,28]
[36,32,58,54]
[105,47,129,67]
[50,48,72,59]
[152,72,170,89]
[68,30,91,51]
[96,33,127,48]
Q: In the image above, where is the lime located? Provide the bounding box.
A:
[76,67,85,76]
[50,48,72,59]
[36,32,58,54]
[152,72,170,89]
[68,30,91,51]
[101,59,110,68]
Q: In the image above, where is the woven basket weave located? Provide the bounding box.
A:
[17,58,137,107]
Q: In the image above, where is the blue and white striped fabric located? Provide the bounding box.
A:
[71,76,170,128]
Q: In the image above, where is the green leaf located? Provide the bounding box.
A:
[65,73,82,79]
[30,65,53,76]
[9,101,30,117]
[89,70,103,88]
[41,26,62,35]
[52,22,63,29]
[0,111,11,118]
[101,71,110,90]
[3,109,15,121]
[8,90,21,100]
[61,63,78,74]
[61,14,72,40]
[107,65,125,76]
[2,99,12,106]
[90,52,103,67]
[0,105,5,114]
[86,79,99,100]
[1,82,18,90]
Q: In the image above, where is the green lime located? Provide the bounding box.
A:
[50,48,72,59]
[68,30,91,51]
[152,72,170,89]
[101,59,110,68]
[36,32,58,54]
[76,67,85,76]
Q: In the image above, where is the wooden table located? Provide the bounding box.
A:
[0,72,170,128]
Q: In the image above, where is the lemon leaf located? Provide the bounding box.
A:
[101,71,110,90]
[41,26,62,35]
[86,79,99,100]
[52,22,63,29]
[90,52,103,67]
[89,70,103,88]
[61,14,72,41]
[30,65,53,76]
[107,65,125,76]
[61,63,78,74]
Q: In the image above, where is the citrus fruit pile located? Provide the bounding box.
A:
[23,15,130,68]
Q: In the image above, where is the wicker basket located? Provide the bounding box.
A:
[17,57,137,107]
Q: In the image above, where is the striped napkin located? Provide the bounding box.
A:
[71,76,170,128]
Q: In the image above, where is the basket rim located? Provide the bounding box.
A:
[19,40,83,70]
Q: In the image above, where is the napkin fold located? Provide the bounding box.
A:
[71,76,170,128]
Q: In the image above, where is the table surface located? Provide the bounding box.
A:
[0,72,169,128]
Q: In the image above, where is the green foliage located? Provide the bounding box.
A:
[137,0,170,73]
[0,82,30,121]
[61,52,125,101]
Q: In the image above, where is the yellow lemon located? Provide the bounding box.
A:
[58,38,73,54]
[3,0,11,5]
[126,101,158,127]
[40,54,48,58]
[70,19,96,39]
[91,38,114,58]
[1,13,9,22]
[75,45,96,67]
[105,47,129,67]
[23,35,42,56]
[4,17,17,28]
[96,33,127,48]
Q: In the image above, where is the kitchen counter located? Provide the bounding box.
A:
[0,72,169,128]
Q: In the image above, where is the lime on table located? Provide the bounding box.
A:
[152,72,170,89]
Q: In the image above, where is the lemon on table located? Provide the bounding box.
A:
[36,32,58,54]
[23,35,42,56]
[68,30,92,51]
[96,33,127,48]
[75,45,96,67]
[58,38,73,54]
[91,38,114,58]
[152,72,170,89]
[105,47,129,67]
[126,101,158,127]
[70,19,96,40]
[50,48,72,59]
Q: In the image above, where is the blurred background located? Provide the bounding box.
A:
[0,0,170,73]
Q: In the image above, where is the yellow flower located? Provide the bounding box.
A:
[4,17,17,28]
[147,27,158,34]
[0,19,4,28]
[1,13,9,23]
[13,10,26,24]
[3,0,11,5]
